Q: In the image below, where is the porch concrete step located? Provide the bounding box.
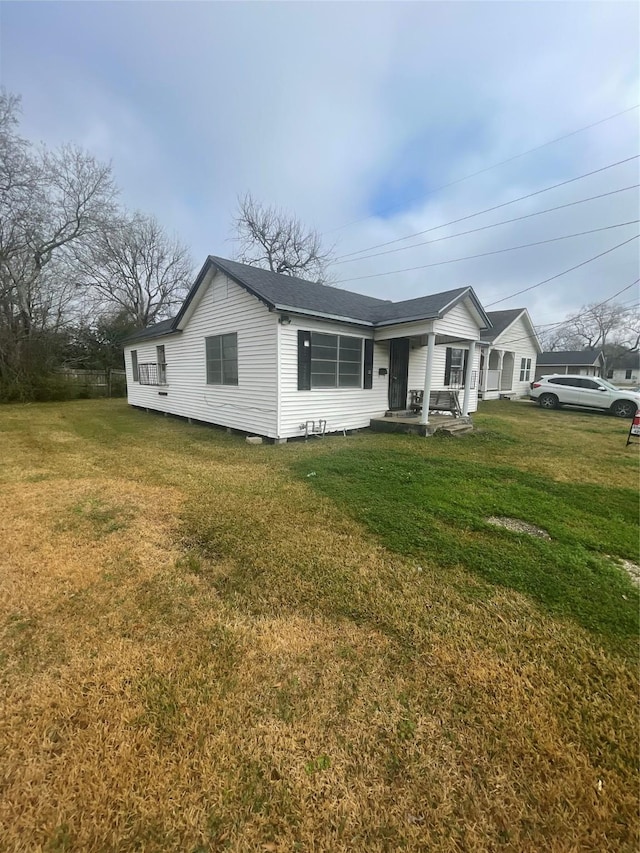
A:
[371,417,429,436]
[383,410,415,418]
[436,422,474,435]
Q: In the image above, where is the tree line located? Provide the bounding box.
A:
[0,91,195,400]
[0,89,332,402]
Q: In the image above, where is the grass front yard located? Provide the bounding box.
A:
[0,399,638,851]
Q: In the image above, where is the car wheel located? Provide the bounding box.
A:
[610,400,637,418]
[538,393,559,410]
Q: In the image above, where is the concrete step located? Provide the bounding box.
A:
[437,423,474,435]
[383,410,416,418]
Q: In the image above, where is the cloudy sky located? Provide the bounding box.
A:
[2,1,638,325]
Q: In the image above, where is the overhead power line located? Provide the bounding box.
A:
[335,155,640,261]
[485,235,639,307]
[323,103,640,236]
[333,184,640,266]
[333,221,639,284]
[479,281,640,350]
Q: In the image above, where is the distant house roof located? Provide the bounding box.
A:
[125,255,492,342]
[481,309,525,342]
[537,350,604,366]
[609,351,640,370]
[479,308,542,353]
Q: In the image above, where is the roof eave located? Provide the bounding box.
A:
[122,327,182,345]
[274,304,374,327]
[374,312,439,328]
[439,287,493,330]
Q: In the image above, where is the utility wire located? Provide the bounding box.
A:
[333,221,639,284]
[485,235,639,308]
[322,104,640,236]
[479,282,640,350]
[335,155,640,261]
[333,184,640,266]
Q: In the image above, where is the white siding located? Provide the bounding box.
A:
[434,300,483,341]
[490,315,539,397]
[407,343,481,412]
[124,271,279,437]
[279,316,389,438]
[610,367,639,385]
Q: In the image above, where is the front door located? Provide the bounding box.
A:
[388,338,410,410]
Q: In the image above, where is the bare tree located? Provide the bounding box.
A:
[75,212,194,327]
[232,193,334,282]
[541,301,639,354]
[0,90,117,390]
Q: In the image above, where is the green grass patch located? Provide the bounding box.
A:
[292,448,639,639]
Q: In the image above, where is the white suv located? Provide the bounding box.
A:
[529,375,640,418]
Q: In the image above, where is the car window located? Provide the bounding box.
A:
[578,379,600,390]
[597,378,621,391]
[549,377,579,386]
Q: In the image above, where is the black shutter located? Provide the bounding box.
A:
[462,350,469,384]
[363,339,374,389]
[444,347,452,386]
[298,330,311,390]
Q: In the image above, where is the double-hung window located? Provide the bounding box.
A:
[206,333,238,385]
[156,345,167,385]
[444,347,465,387]
[310,333,363,388]
[519,357,532,382]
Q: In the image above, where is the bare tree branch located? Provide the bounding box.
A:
[74,212,194,327]
[232,193,334,282]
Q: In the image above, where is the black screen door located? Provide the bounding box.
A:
[388,338,410,410]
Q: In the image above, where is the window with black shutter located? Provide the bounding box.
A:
[298,331,365,389]
[363,339,374,389]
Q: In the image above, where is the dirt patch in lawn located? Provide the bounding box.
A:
[486,515,551,539]
[617,558,640,586]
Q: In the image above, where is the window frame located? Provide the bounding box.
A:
[131,350,139,383]
[519,357,532,382]
[205,333,238,386]
[156,345,167,385]
[309,332,364,390]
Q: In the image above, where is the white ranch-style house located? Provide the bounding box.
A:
[479,308,541,400]
[124,256,496,441]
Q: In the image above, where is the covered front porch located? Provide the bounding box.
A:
[369,319,481,435]
[478,346,516,400]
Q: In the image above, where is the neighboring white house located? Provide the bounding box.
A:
[478,308,541,399]
[123,256,492,440]
[606,352,640,387]
[535,350,605,379]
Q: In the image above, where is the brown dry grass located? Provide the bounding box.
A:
[0,400,638,852]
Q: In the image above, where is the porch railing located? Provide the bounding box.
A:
[480,368,502,391]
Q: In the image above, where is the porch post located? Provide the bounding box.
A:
[462,340,476,417]
[481,346,491,392]
[419,332,436,425]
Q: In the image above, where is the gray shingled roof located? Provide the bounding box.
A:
[123,318,177,344]
[538,350,604,366]
[609,351,640,370]
[481,309,524,342]
[125,255,491,343]
[207,256,390,324]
